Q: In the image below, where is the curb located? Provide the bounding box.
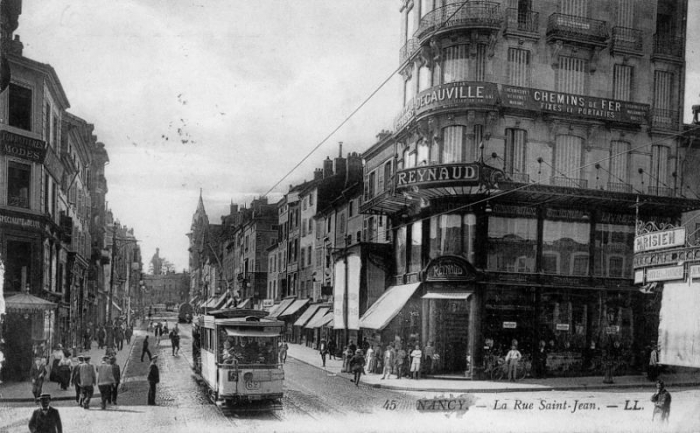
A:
[117,333,140,393]
[287,354,699,394]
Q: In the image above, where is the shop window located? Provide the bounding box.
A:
[396,226,407,275]
[571,253,589,276]
[8,161,31,209]
[8,83,32,131]
[542,253,559,274]
[487,216,538,272]
[5,239,32,292]
[594,223,633,278]
[543,220,590,276]
[608,255,625,277]
[409,221,422,273]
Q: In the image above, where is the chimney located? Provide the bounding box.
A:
[376,130,392,142]
[323,157,334,178]
[338,141,343,157]
[335,152,347,181]
[314,168,323,180]
[230,202,238,215]
[9,35,23,56]
[346,152,363,186]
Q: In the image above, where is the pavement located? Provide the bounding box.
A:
[0,319,169,403]
[285,342,700,393]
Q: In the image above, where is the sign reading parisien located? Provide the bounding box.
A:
[0,130,47,163]
[396,163,479,189]
[634,227,686,253]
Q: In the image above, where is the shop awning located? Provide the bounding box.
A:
[268,298,295,318]
[112,301,122,312]
[422,291,473,300]
[305,307,330,329]
[4,292,56,313]
[359,283,422,330]
[211,292,229,310]
[278,299,310,318]
[318,312,334,328]
[224,327,275,338]
[294,304,325,327]
[237,298,251,309]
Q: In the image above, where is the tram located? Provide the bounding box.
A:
[194,308,284,406]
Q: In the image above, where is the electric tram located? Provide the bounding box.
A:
[194,308,284,406]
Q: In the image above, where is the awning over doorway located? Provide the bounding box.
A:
[293,303,324,327]
[304,307,330,329]
[359,283,421,330]
[421,291,473,300]
[4,292,57,313]
[278,299,310,318]
[268,298,295,319]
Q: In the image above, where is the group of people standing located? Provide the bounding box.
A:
[68,354,120,410]
[82,322,133,352]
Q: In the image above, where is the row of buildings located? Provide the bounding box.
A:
[190,0,700,378]
[0,0,142,380]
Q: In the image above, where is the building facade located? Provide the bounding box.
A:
[359,0,698,377]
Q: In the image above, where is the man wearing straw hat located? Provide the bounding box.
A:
[28,393,62,433]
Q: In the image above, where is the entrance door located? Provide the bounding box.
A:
[435,299,469,373]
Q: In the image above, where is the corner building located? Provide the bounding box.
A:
[361,0,700,377]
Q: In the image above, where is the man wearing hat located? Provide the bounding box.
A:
[28,393,62,433]
[29,357,47,399]
[97,355,116,409]
[651,379,672,423]
[78,355,96,409]
[147,355,159,406]
[71,356,84,406]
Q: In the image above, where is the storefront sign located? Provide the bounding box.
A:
[646,265,685,282]
[605,325,620,334]
[555,324,570,331]
[262,299,274,308]
[634,270,644,284]
[502,321,517,329]
[634,228,686,253]
[634,245,700,269]
[491,204,537,218]
[43,147,64,181]
[689,265,700,279]
[396,163,480,189]
[545,208,588,221]
[0,213,43,230]
[394,82,499,130]
[0,130,47,163]
[501,85,649,124]
[423,256,479,282]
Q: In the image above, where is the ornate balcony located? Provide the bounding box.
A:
[651,109,680,131]
[399,38,420,66]
[610,27,643,56]
[504,8,539,38]
[415,1,502,41]
[551,176,588,189]
[647,186,674,197]
[652,34,684,62]
[546,13,609,47]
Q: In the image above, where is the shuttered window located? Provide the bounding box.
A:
[557,56,587,94]
[404,69,415,106]
[507,48,531,87]
[554,135,583,179]
[505,129,527,175]
[609,140,630,182]
[471,124,483,162]
[613,64,632,101]
[651,145,669,189]
[420,0,433,18]
[418,65,431,92]
[442,126,464,163]
[443,45,469,84]
[653,70,673,110]
[616,0,634,28]
[560,0,588,16]
[474,44,487,81]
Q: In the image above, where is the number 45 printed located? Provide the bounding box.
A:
[383,399,398,410]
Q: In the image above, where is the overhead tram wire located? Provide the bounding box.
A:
[261,0,476,199]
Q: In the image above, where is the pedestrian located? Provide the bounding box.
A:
[125,326,133,345]
[319,339,328,367]
[365,345,376,374]
[342,346,353,372]
[396,347,407,379]
[424,341,435,376]
[648,344,660,381]
[141,335,153,362]
[361,337,370,353]
[348,340,357,355]
[115,326,124,351]
[30,357,47,399]
[97,326,106,349]
[57,353,71,390]
[28,393,62,433]
[78,355,96,409]
[651,379,671,423]
[505,343,522,382]
[350,349,366,387]
[534,340,548,378]
[279,341,288,364]
[381,344,395,380]
[172,332,181,356]
[110,356,121,405]
[155,323,162,346]
[49,345,64,384]
[83,330,92,351]
[328,339,337,360]
[147,355,160,406]
[97,356,115,410]
[71,356,84,406]
[410,344,422,379]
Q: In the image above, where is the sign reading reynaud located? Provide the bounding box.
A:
[396,163,480,189]
[0,130,47,163]
[634,227,686,253]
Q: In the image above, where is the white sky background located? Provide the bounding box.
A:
[15,1,700,272]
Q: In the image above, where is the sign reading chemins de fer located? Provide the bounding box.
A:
[0,130,47,163]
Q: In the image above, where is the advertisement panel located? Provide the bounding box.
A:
[658,282,700,368]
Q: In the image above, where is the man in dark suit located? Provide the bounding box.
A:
[28,393,62,433]
[147,355,160,405]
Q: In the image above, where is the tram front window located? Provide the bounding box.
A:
[219,332,279,365]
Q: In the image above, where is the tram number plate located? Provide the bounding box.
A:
[228,371,238,381]
[245,381,261,390]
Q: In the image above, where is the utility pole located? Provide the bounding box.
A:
[343,234,350,347]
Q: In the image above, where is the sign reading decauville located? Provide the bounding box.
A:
[634,227,686,253]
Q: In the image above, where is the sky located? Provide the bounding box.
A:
[15,1,700,272]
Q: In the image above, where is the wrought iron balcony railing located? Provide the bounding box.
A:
[415,1,502,40]
[647,186,674,197]
[504,8,539,34]
[653,34,684,58]
[505,172,530,183]
[611,27,643,54]
[606,182,633,193]
[399,38,420,65]
[551,176,588,189]
[651,109,680,131]
[546,13,608,46]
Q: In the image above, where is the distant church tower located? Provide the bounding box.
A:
[151,248,163,276]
